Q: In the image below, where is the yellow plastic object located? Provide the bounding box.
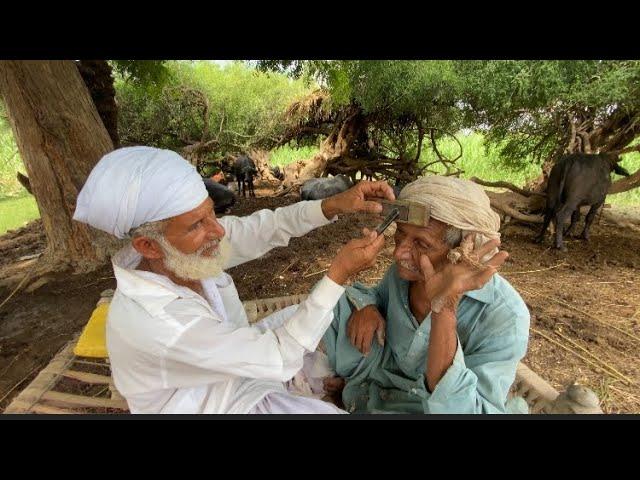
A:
[73,303,109,358]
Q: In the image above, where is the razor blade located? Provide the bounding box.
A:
[375,208,400,235]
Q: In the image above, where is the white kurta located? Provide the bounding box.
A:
[106,200,346,414]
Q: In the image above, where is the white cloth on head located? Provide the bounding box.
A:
[398,175,501,259]
[73,146,208,239]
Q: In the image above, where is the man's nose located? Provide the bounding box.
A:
[206,216,225,239]
[394,237,414,259]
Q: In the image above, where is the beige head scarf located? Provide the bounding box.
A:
[398,175,500,257]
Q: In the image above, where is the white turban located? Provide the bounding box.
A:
[73,146,208,239]
[398,175,500,253]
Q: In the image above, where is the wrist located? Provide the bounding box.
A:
[432,299,459,318]
[321,197,341,220]
[327,263,349,285]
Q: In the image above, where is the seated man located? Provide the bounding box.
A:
[72,146,395,414]
[322,176,530,414]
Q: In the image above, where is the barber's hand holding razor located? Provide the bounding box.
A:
[321,180,396,219]
[323,180,396,284]
[328,228,386,285]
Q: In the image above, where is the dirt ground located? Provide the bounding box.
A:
[1,184,639,413]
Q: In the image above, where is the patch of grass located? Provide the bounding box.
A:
[0,194,40,235]
[0,116,26,199]
[419,131,541,185]
[609,151,640,206]
[269,145,319,167]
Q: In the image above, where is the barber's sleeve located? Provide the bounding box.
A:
[218,200,335,269]
[161,276,344,387]
[415,307,530,414]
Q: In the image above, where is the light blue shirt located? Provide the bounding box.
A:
[323,263,530,414]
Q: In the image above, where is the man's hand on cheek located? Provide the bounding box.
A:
[414,235,509,313]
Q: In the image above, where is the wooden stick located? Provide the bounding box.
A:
[503,262,567,275]
[303,269,328,278]
[0,262,37,313]
[521,288,640,344]
[92,386,110,398]
[3,338,79,413]
[62,370,112,384]
[608,385,640,406]
[552,297,640,344]
[470,176,546,198]
[300,263,314,277]
[551,330,635,385]
[0,353,22,379]
[274,259,297,279]
[531,328,631,385]
[31,404,81,414]
[41,391,128,410]
[72,359,111,368]
[0,364,40,405]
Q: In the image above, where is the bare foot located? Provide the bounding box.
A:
[323,376,346,394]
[322,376,346,409]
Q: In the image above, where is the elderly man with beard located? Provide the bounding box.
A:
[73,146,395,414]
[321,176,531,414]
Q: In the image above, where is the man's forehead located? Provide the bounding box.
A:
[170,197,213,223]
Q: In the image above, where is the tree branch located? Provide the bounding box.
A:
[414,119,424,163]
[471,177,546,197]
[485,192,545,224]
[608,168,640,194]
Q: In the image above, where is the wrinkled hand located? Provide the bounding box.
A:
[347,305,386,355]
[328,228,385,285]
[414,234,509,313]
[322,180,395,218]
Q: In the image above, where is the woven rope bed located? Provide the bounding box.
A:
[4,290,576,414]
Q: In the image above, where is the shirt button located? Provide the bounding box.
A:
[411,388,417,395]
[417,331,424,337]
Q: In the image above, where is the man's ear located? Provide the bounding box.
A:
[131,236,164,259]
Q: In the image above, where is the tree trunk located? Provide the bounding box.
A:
[0,60,115,274]
[280,108,365,190]
[76,60,119,148]
[249,149,281,183]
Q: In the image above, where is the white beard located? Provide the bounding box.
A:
[156,235,232,281]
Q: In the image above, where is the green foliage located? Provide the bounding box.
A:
[2,60,640,225]
[456,60,640,168]
[0,194,39,234]
[110,60,170,87]
[117,61,313,162]
[269,145,319,167]
[0,106,26,199]
[259,61,464,163]
[260,60,640,177]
